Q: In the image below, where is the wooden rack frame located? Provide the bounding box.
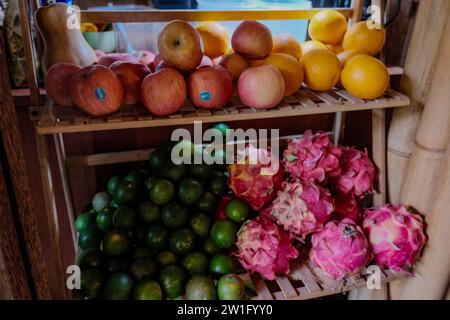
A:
[18,0,410,299]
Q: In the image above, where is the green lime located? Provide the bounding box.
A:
[128,223,147,244]
[81,269,105,299]
[105,258,129,273]
[209,254,236,275]
[149,148,170,173]
[104,273,134,300]
[159,264,186,298]
[149,179,175,205]
[203,238,220,255]
[209,170,228,195]
[92,191,111,212]
[211,148,229,170]
[77,248,104,270]
[133,279,162,300]
[113,206,137,231]
[189,213,212,239]
[182,251,208,275]
[211,122,230,138]
[103,230,129,256]
[124,170,146,187]
[132,245,152,260]
[186,276,216,300]
[211,220,237,249]
[189,163,214,179]
[226,198,249,223]
[178,178,203,205]
[161,202,188,229]
[156,250,177,266]
[138,201,160,224]
[130,258,157,280]
[96,207,115,232]
[75,212,96,233]
[170,228,195,255]
[196,191,218,214]
[146,224,169,251]
[144,176,157,191]
[114,181,141,206]
[107,175,123,196]
[78,226,102,250]
[217,274,245,300]
[161,162,186,183]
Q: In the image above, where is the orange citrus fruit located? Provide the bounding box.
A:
[327,44,343,55]
[337,49,367,65]
[218,53,248,83]
[342,21,386,56]
[245,58,265,67]
[341,55,390,99]
[263,53,304,96]
[272,33,302,60]
[308,9,348,45]
[196,22,229,59]
[301,40,327,54]
[301,48,341,91]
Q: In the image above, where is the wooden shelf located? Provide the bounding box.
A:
[79,8,354,24]
[240,260,408,300]
[36,88,410,135]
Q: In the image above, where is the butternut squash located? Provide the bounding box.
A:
[36,3,97,73]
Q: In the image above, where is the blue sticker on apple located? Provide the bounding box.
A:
[200,91,212,101]
[95,87,106,100]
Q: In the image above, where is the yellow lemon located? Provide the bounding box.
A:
[341,55,390,99]
[337,49,368,65]
[196,22,229,59]
[301,49,341,91]
[308,9,348,45]
[272,33,302,60]
[263,53,304,96]
[342,21,386,56]
[301,40,328,54]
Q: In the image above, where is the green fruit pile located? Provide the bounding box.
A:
[75,135,251,300]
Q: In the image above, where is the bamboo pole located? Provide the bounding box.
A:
[399,142,450,299]
[389,15,450,300]
[387,0,450,204]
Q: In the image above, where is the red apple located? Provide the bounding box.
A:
[45,62,82,106]
[141,68,187,116]
[110,61,151,105]
[238,65,285,109]
[98,53,139,67]
[136,50,156,67]
[231,20,273,59]
[198,55,213,68]
[157,20,203,71]
[149,54,163,72]
[70,65,124,116]
[188,65,233,110]
[95,50,106,58]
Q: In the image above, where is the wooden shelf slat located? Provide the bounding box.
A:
[36,88,410,135]
[80,8,354,24]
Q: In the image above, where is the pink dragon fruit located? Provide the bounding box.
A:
[236,216,299,280]
[362,204,427,272]
[267,180,334,239]
[310,218,371,280]
[332,146,376,198]
[283,130,341,183]
[332,195,361,222]
[228,145,283,211]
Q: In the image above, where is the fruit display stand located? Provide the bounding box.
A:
[18,0,412,299]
